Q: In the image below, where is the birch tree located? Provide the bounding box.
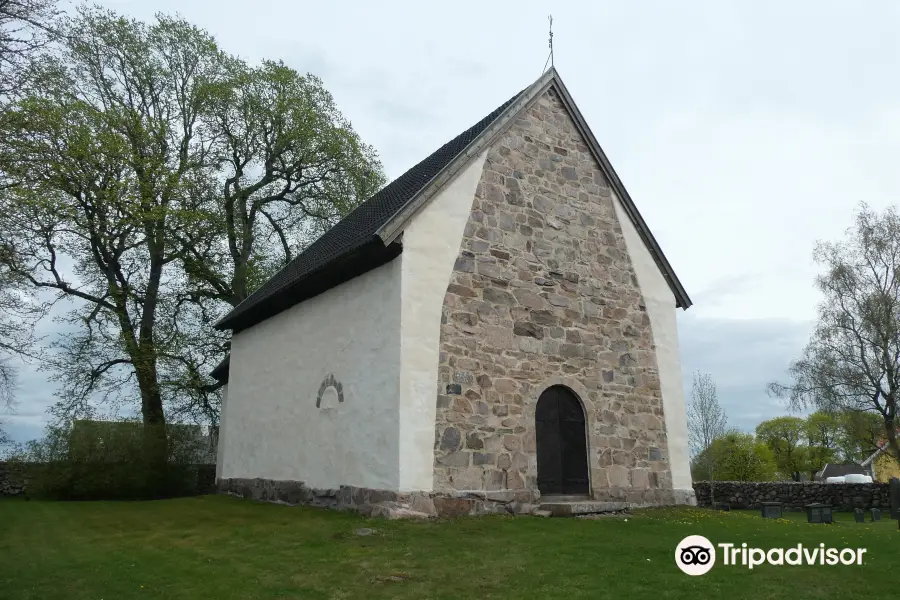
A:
[768,204,900,469]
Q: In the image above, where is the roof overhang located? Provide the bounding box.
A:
[210,354,230,387]
[215,238,403,333]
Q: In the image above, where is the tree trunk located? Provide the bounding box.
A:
[134,355,168,498]
[230,263,248,307]
[883,415,900,469]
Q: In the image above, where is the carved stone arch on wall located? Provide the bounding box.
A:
[316,373,344,409]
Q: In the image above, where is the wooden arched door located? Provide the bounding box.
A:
[535,386,589,496]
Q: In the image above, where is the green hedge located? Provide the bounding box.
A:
[9,420,216,500]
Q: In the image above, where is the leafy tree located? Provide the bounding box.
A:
[836,410,883,462]
[0,6,385,482]
[803,411,840,475]
[0,0,58,440]
[755,416,809,479]
[0,257,43,442]
[0,7,228,488]
[768,204,900,469]
[692,432,778,482]
[179,59,384,309]
[7,418,212,499]
[0,0,60,94]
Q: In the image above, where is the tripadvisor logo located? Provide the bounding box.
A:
[675,535,867,576]
[675,535,716,576]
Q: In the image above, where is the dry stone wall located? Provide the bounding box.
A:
[0,461,28,496]
[432,88,676,505]
[693,481,893,511]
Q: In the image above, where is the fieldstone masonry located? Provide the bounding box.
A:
[218,477,542,518]
[694,481,894,511]
[0,461,27,496]
[432,88,676,505]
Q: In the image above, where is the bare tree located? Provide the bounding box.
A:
[688,371,727,454]
[687,371,727,503]
[768,203,900,469]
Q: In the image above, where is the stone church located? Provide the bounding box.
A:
[212,68,696,517]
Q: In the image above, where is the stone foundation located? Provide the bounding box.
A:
[217,477,694,518]
[218,477,539,518]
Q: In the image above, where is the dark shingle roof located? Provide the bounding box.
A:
[211,354,229,383]
[215,88,525,333]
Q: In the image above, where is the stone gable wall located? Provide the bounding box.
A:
[432,88,676,505]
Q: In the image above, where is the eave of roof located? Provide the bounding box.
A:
[211,354,230,383]
[218,238,402,334]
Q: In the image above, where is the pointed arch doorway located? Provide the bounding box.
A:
[535,385,589,496]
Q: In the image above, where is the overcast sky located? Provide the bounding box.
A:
[4,0,900,442]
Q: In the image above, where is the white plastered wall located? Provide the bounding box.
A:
[612,193,694,500]
[397,151,489,491]
[219,260,403,490]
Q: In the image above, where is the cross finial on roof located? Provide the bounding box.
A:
[549,15,554,67]
[543,15,554,74]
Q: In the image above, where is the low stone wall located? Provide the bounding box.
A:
[693,481,893,511]
[0,461,28,496]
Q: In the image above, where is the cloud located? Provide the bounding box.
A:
[4,0,894,445]
[678,312,814,433]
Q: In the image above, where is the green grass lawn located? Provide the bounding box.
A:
[1,496,897,600]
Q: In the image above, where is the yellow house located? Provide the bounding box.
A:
[873,452,900,482]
